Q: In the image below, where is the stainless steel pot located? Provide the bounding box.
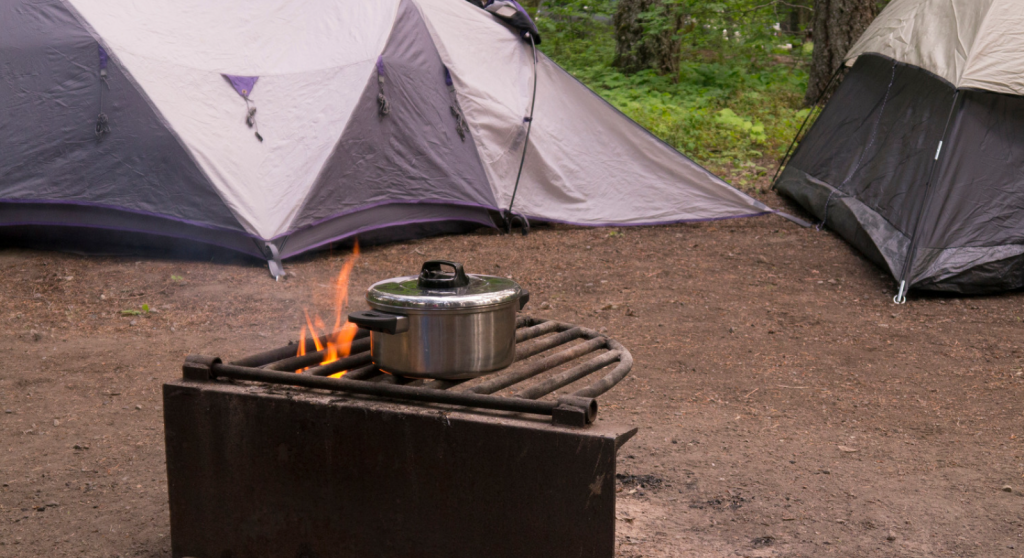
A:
[347,260,529,379]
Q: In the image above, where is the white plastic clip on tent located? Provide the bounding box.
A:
[775,0,1024,299]
[1,0,774,278]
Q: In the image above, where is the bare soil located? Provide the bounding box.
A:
[2,190,1024,557]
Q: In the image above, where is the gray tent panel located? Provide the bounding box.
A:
[778,55,954,279]
[911,88,1024,290]
[778,53,1024,294]
[779,55,953,230]
[289,0,497,243]
[0,0,247,239]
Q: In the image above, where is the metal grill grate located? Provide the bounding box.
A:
[182,316,632,426]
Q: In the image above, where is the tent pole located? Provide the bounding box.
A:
[503,33,539,235]
[893,90,962,303]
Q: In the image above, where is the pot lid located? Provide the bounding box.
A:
[365,260,522,311]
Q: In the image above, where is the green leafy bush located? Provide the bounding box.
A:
[714,109,766,142]
[536,0,816,190]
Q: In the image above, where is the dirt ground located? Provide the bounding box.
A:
[2,190,1024,557]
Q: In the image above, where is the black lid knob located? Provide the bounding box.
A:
[417,260,470,289]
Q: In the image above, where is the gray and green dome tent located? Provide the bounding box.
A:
[1,0,771,277]
[776,0,1024,298]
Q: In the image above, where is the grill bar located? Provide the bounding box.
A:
[228,333,333,368]
[209,362,566,417]
[515,350,621,400]
[465,336,607,395]
[305,352,374,377]
[514,320,563,343]
[514,326,583,360]
[192,317,630,426]
[572,338,633,398]
[336,363,378,381]
[264,337,372,371]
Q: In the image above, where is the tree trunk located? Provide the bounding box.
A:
[804,0,876,105]
[613,0,682,75]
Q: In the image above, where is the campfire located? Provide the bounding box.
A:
[296,242,361,376]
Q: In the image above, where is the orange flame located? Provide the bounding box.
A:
[304,310,325,353]
[295,241,361,375]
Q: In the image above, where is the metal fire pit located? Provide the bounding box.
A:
[164,316,635,558]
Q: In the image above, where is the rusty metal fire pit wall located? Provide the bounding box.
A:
[163,317,636,558]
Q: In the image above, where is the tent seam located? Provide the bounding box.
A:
[55,0,251,238]
[284,0,452,236]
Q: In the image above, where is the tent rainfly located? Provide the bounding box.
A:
[1,0,773,278]
[776,0,1024,299]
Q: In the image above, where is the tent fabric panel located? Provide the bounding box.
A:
[412,0,532,208]
[785,54,954,236]
[514,55,769,224]
[775,168,908,277]
[957,0,1024,96]
[291,0,497,235]
[110,60,378,239]
[279,203,495,259]
[66,0,401,240]
[847,0,1024,96]
[0,0,244,233]
[921,89,1024,250]
[907,88,1024,284]
[911,245,1024,293]
[64,0,400,75]
[0,203,263,258]
[414,0,768,225]
[845,0,994,89]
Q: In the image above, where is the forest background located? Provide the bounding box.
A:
[529,0,883,191]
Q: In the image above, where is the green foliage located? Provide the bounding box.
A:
[170,274,184,282]
[714,108,766,142]
[651,0,804,56]
[536,0,816,189]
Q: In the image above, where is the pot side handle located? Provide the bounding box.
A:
[518,288,530,311]
[347,310,409,335]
